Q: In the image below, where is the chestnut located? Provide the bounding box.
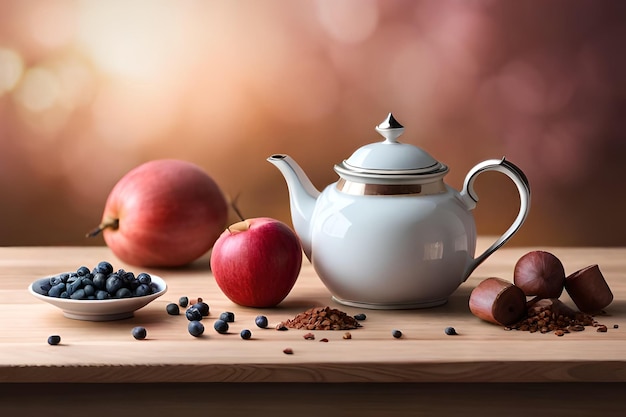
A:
[469,277,527,326]
[565,264,613,314]
[513,251,565,299]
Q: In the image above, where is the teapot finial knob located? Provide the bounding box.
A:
[376,113,405,143]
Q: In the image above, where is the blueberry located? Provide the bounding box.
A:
[76,266,90,276]
[95,261,113,275]
[83,285,96,297]
[179,296,189,307]
[255,315,269,329]
[132,326,147,340]
[59,291,69,298]
[47,335,61,345]
[70,289,86,300]
[137,273,151,285]
[49,275,64,286]
[92,273,107,290]
[166,303,180,315]
[48,283,66,298]
[105,274,123,294]
[39,282,52,293]
[213,319,229,334]
[219,311,235,322]
[392,329,403,339]
[240,329,252,340]
[192,302,210,316]
[186,307,202,321]
[121,272,136,288]
[134,284,151,297]
[354,313,367,321]
[66,278,83,296]
[115,288,132,299]
[444,327,458,336]
[96,290,110,300]
[188,321,204,337]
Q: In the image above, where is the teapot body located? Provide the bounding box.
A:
[267,113,531,310]
[308,182,476,309]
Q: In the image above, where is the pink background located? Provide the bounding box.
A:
[0,0,625,247]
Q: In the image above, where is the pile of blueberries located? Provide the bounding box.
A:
[38,261,160,300]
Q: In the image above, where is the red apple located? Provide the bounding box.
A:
[88,159,228,267]
[210,217,302,307]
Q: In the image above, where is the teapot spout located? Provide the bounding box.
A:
[267,154,320,259]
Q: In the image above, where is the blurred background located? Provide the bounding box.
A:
[0,0,625,247]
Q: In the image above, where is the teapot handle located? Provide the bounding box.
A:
[460,157,531,280]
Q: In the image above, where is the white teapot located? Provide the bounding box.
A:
[268,113,530,309]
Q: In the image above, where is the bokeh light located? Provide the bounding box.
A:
[0,0,625,247]
[0,48,23,95]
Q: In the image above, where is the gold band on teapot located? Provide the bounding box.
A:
[336,178,446,196]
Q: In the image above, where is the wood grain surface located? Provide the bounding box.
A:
[0,240,624,384]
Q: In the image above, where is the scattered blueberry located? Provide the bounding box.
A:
[188,321,205,337]
[185,307,203,321]
[214,319,229,334]
[240,329,252,340]
[255,315,269,329]
[354,313,367,321]
[219,311,235,322]
[192,302,210,316]
[392,329,403,339]
[166,303,180,315]
[179,296,189,307]
[132,327,147,340]
[47,335,61,345]
[444,327,458,336]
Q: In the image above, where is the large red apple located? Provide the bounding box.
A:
[88,159,228,267]
[210,217,302,308]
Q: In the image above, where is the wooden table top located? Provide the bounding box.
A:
[0,240,624,383]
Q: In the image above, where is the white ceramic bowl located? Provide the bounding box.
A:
[29,274,167,321]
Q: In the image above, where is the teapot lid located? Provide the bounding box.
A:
[337,113,448,178]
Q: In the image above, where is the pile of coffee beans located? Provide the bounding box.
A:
[277,306,362,330]
[504,298,606,336]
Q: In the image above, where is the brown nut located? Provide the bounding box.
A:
[513,251,565,299]
[469,277,527,326]
[565,264,613,314]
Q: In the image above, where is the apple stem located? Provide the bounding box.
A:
[85,218,119,238]
[229,193,245,222]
